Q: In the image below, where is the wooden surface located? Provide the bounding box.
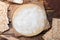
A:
[43,18,60,40]
[0,0,54,40]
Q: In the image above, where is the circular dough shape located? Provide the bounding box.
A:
[12,4,47,36]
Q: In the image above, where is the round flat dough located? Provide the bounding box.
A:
[12,4,49,36]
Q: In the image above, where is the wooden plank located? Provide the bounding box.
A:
[0,1,9,33]
[43,18,60,40]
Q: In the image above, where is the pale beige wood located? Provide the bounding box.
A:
[43,18,60,40]
[0,1,9,32]
[0,35,19,40]
[4,27,22,37]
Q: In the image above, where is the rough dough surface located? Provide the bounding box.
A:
[0,1,9,32]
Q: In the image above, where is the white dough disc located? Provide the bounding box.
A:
[12,4,49,36]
